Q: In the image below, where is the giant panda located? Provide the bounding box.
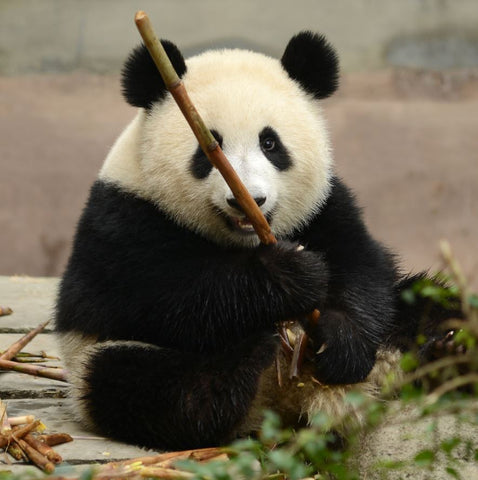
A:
[55,32,458,450]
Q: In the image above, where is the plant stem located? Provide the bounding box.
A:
[0,357,68,382]
[1,320,50,361]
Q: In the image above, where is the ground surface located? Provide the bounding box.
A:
[0,276,157,476]
[0,69,477,289]
[1,275,477,478]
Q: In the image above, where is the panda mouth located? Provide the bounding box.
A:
[214,206,273,236]
[224,212,273,235]
[229,216,256,234]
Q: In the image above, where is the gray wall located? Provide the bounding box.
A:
[2,0,478,75]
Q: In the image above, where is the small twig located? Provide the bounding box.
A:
[1,320,50,361]
[289,310,321,378]
[425,373,478,406]
[138,466,193,479]
[289,332,309,379]
[0,399,12,435]
[117,447,224,467]
[0,357,68,382]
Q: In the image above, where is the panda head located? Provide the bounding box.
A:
[100,32,339,247]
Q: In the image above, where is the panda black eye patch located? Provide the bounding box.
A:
[259,127,292,171]
[190,130,223,179]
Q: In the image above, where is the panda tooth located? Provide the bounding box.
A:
[237,218,254,231]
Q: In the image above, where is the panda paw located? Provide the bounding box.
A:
[302,309,377,384]
[255,241,329,317]
[420,329,466,362]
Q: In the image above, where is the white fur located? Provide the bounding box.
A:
[100,48,333,247]
[58,332,160,431]
[238,347,403,436]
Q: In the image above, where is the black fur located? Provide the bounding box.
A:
[190,130,222,179]
[86,333,279,449]
[56,180,330,448]
[259,127,293,171]
[291,177,398,383]
[281,31,339,99]
[121,41,187,109]
[57,176,457,449]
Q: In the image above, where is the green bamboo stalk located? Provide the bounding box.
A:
[0,357,68,382]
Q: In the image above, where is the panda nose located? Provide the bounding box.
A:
[227,196,266,213]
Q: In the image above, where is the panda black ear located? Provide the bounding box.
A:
[281,31,339,99]
[121,41,187,109]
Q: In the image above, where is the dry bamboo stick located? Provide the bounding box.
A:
[138,466,194,479]
[118,446,224,467]
[0,357,68,382]
[1,320,50,360]
[0,306,13,316]
[38,432,73,446]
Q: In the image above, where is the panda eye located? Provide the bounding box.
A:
[261,137,276,152]
[259,126,292,171]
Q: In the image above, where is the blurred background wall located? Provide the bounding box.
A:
[1,0,477,287]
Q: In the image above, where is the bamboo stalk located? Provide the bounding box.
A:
[118,446,224,467]
[38,432,73,446]
[0,357,68,382]
[138,466,194,479]
[1,320,50,360]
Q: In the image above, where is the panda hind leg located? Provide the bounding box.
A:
[68,335,279,450]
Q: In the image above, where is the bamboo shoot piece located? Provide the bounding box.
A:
[1,320,50,360]
[0,306,13,316]
[0,357,68,382]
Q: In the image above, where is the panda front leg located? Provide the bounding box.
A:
[68,334,279,450]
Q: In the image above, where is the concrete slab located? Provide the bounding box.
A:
[0,275,161,475]
[0,276,58,333]
[0,333,66,399]
[2,398,157,469]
